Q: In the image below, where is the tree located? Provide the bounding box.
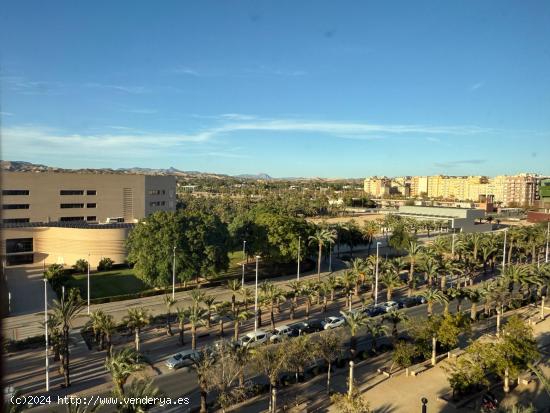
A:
[188,305,208,350]
[191,349,217,413]
[227,279,241,314]
[123,308,150,352]
[52,288,84,387]
[121,379,163,412]
[392,341,417,375]
[383,309,409,342]
[45,263,68,293]
[127,210,230,287]
[309,228,337,282]
[365,319,387,352]
[233,308,251,340]
[97,257,114,272]
[202,295,217,328]
[287,280,303,320]
[260,282,286,329]
[379,271,402,301]
[87,309,106,350]
[406,240,423,296]
[163,295,177,336]
[341,310,368,357]
[176,307,189,346]
[252,343,289,413]
[285,335,317,384]
[420,289,447,317]
[330,389,372,413]
[388,223,413,252]
[105,348,144,397]
[314,330,342,394]
[98,312,116,356]
[73,259,88,274]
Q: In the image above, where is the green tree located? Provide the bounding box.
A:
[309,228,337,282]
[105,348,144,397]
[314,330,342,395]
[72,259,88,274]
[391,341,417,375]
[341,310,368,357]
[123,308,150,352]
[97,257,114,271]
[163,295,177,336]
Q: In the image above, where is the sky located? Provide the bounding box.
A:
[1,1,549,178]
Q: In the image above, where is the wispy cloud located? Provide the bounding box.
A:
[426,137,441,143]
[0,111,14,116]
[245,65,307,77]
[469,82,484,91]
[84,82,149,94]
[169,66,201,76]
[434,159,486,168]
[122,108,158,114]
[219,113,257,121]
[1,75,62,95]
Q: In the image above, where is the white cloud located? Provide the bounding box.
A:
[469,82,484,91]
[0,111,14,116]
[84,83,149,94]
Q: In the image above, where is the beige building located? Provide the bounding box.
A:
[363,176,391,197]
[1,172,176,266]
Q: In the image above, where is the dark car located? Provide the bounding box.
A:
[289,319,324,335]
[397,296,427,308]
[365,305,385,317]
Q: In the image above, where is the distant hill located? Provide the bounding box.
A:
[235,173,273,180]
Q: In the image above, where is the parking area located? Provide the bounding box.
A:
[5,263,55,316]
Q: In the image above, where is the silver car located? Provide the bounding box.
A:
[165,349,200,369]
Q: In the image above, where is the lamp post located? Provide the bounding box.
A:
[172,245,176,300]
[451,231,456,257]
[254,256,260,332]
[87,253,90,315]
[421,397,428,413]
[545,220,549,264]
[43,278,49,392]
[242,240,247,285]
[502,228,508,270]
[375,241,381,306]
[297,236,301,281]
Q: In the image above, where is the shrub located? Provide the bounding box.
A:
[97,257,114,271]
[73,259,88,274]
[45,264,69,295]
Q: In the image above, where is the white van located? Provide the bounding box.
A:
[238,330,269,349]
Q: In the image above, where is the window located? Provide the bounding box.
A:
[86,203,96,208]
[2,190,29,196]
[149,201,166,207]
[6,253,33,265]
[60,190,84,195]
[86,190,97,195]
[60,216,85,221]
[60,203,84,209]
[86,216,97,221]
[148,189,162,195]
[3,218,30,224]
[2,204,29,210]
[6,238,33,254]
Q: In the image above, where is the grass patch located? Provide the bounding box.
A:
[66,269,148,299]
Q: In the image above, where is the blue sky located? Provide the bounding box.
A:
[1,1,549,178]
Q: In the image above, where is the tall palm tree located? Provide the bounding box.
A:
[299,282,316,320]
[239,286,253,311]
[439,258,457,290]
[309,228,337,281]
[340,271,357,309]
[123,308,150,352]
[349,258,366,296]
[227,279,241,313]
[365,319,388,352]
[260,282,286,330]
[176,307,189,346]
[202,295,217,328]
[52,288,84,387]
[286,280,303,320]
[187,305,208,350]
[96,312,116,356]
[163,295,177,336]
[105,347,144,397]
[380,271,402,301]
[190,288,205,307]
[421,257,439,288]
[383,309,409,341]
[325,274,340,302]
[420,289,447,317]
[341,310,368,357]
[233,308,251,340]
[406,241,423,297]
[87,309,105,350]
[465,289,481,321]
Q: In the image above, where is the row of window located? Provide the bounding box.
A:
[3,218,30,224]
[60,190,96,195]
[59,216,96,222]
[60,203,96,209]
[150,201,166,207]
[2,204,29,210]
[148,189,166,195]
[2,217,98,223]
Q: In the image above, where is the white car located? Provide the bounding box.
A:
[238,330,270,348]
[323,316,345,330]
[269,325,294,342]
[165,349,200,369]
[380,301,399,312]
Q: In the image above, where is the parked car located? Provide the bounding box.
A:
[289,319,324,335]
[238,330,270,348]
[165,349,201,369]
[397,295,427,308]
[379,301,399,312]
[270,325,298,342]
[323,316,345,330]
[365,305,385,317]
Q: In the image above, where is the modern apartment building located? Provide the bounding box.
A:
[1,172,177,267]
[2,172,176,224]
[363,176,392,197]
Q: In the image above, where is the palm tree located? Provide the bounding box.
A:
[340,271,357,310]
[233,308,251,340]
[319,281,331,313]
[420,289,447,317]
[383,309,409,342]
[190,288,205,307]
[227,279,241,313]
[287,280,302,320]
[365,319,388,352]
[349,258,366,296]
[439,258,457,290]
[421,257,439,288]
[123,308,150,352]
[52,288,84,387]
[299,283,315,320]
[465,289,481,321]
[97,312,116,356]
[260,282,286,330]
[240,286,253,311]
[325,274,340,302]
[341,310,368,357]
[87,309,105,350]
[163,295,177,336]
[216,303,230,337]
[406,240,423,296]
[202,295,217,328]
[192,349,216,413]
[380,271,402,301]
[176,307,189,346]
[309,228,337,281]
[105,347,144,397]
[188,305,208,349]
[121,379,163,412]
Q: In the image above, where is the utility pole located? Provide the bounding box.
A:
[172,245,176,300]
[502,228,508,270]
[242,240,247,285]
[254,256,260,332]
[297,236,301,281]
[375,241,381,306]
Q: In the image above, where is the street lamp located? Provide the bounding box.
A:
[451,231,456,257]
[242,240,247,286]
[172,244,176,300]
[87,253,90,315]
[502,228,508,270]
[254,255,260,332]
[375,241,381,306]
[297,236,301,281]
[421,397,428,413]
[545,220,549,264]
[43,278,49,392]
